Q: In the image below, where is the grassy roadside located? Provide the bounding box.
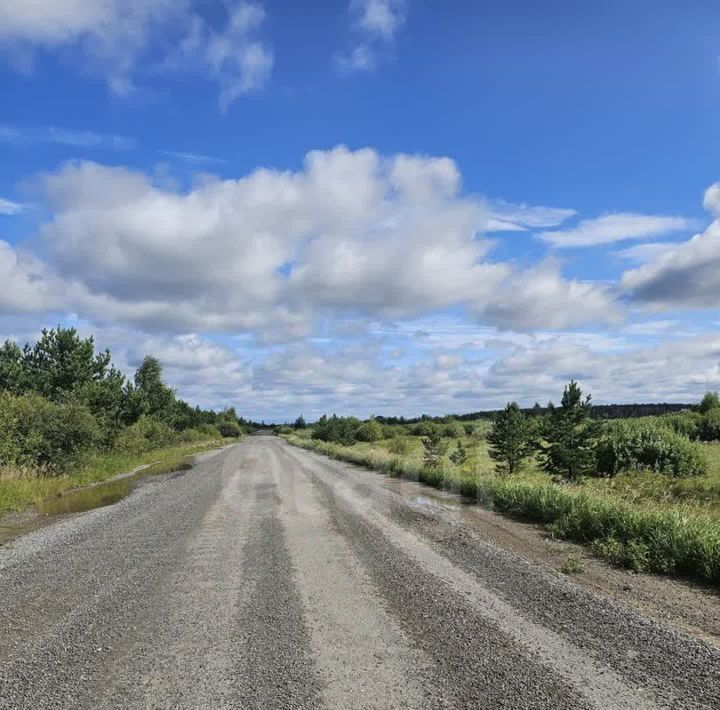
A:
[284,434,720,585]
[0,438,235,516]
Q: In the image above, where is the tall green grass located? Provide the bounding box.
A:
[285,435,720,584]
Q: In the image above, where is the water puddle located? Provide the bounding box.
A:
[366,467,545,542]
[36,477,133,516]
[377,475,469,510]
[0,459,196,546]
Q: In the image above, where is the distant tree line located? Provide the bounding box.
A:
[373,402,691,425]
[306,413,482,446]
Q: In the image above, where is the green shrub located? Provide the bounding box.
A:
[115,416,178,454]
[663,412,702,441]
[449,439,468,465]
[311,414,361,445]
[179,425,225,443]
[354,420,383,442]
[596,420,707,477]
[0,392,100,473]
[412,421,437,437]
[700,408,720,442]
[560,554,584,574]
[179,428,204,443]
[386,437,412,455]
[278,426,294,435]
[443,422,465,438]
[590,536,623,565]
[217,421,243,438]
[591,536,650,573]
[465,421,490,440]
[195,422,221,438]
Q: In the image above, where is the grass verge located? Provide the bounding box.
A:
[285,435,720,585]
[0,438,235,515]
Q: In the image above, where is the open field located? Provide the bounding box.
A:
[284,425,720,583]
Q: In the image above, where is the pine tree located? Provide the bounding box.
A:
[133,356,176,420]
[422,427,448,468]
[538,381,599,481]
[20,327,112,401]
[487,402,535,474]
[0,340,25,394]
[449,439,468,465]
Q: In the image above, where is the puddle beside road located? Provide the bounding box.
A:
[36,477,133,516]
[0,460,195,546]
[377,475,468,510]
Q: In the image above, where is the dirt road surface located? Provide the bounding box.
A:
[1,435,719,709]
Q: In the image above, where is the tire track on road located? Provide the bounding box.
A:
[278,443,594,709]
[231,439,320,710]
[266,440,439,709]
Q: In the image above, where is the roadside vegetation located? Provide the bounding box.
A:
[0,327,245,514]
[282,384,720,585]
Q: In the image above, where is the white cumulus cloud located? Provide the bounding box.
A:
[5,146,612,338]
[478,260,620,331]
[0,241,60,313]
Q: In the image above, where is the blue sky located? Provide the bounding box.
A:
[1,0,719,421]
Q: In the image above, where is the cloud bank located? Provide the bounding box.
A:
[0,146,615,340]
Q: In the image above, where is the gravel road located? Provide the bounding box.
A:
[1,435,719,709]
